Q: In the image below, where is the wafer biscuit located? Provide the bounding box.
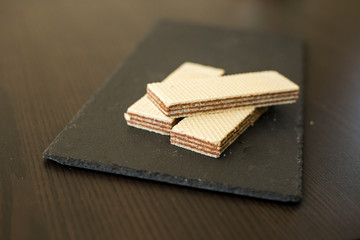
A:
[147,71,299,117]
[170,107,267,158]
[124,62,225,135]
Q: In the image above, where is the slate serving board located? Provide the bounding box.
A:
[43,20,304,202]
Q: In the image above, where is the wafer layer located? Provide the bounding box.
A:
[147,71,299,117]
[125,62,225,135]
[170,107,267,158]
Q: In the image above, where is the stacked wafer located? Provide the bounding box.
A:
[147,71,299,117]
[170,107,268,158]
[124,62,225,135]
[124,62,299,158]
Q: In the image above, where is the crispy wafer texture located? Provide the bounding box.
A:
[125,62,225,134]
[126,96,173,123]
[162,62,225,83]
[170,107,267,158]
[147,71,299,117]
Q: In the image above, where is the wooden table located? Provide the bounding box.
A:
[1,1,359,239]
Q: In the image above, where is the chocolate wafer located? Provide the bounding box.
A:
[147,71,299,117]
[170,107,268,158]
[124,62,225,135]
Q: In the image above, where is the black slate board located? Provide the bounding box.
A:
[43,21,304,202]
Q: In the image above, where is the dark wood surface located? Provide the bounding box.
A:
[1,0,359,239]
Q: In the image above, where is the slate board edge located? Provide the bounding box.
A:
[43,153,301,202]
[294,42,306,201]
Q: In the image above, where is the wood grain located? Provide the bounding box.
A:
[1,0,359,239]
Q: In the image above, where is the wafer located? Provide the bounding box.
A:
[147,71,299,118]
[124,62,225,135]
[170,107,268,158]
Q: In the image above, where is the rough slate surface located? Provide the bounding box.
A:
[43,20,304,202]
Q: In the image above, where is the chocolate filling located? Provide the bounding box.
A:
[127,119,171,134]
[169,91,298,109]
[147,87,297,117]
[171,140,220,157]
[126,112,178,127]
[170,108,267,157]
[171,118,254,154]
[168,98,294,117]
